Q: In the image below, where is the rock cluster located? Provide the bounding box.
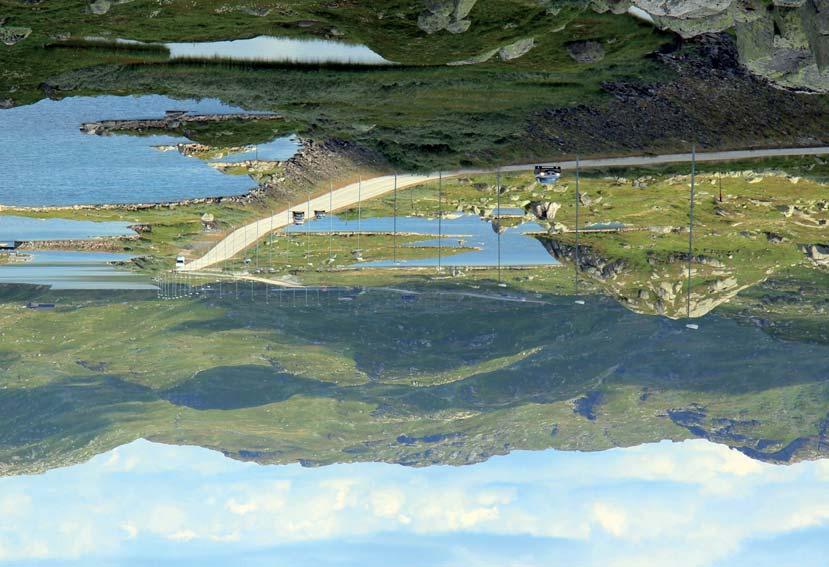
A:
[418,0,478,34]
[88,0,134,16]
[0,25,32,46]
[566,39,606,63]
[593,0,829,91]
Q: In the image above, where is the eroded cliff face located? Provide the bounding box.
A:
[593,0,829,91]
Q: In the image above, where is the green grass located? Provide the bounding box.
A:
[0,1,674,169]
[1,279,828,474]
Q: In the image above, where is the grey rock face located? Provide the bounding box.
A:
[499,37,536,60]
[418,0,478,34]
[0,26,32,46]
[619,0,829,91]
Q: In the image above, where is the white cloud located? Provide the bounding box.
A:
[226,498,258,516]
[370,488,404,519]
[592,502,627,537]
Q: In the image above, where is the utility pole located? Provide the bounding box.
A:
[686,144,698,327]
[393,172,398,264]
[306,189,311,266]
[329,180,334,268]
[496,167,502,285]
[438,171,443,273]
[575,156,580,295]
[357,175,362,258]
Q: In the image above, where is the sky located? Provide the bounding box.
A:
[1,439,828,566]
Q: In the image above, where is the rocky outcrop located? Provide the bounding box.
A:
[0,26,32,46]
[539,238,627,280]
[592,0,829,92]
[80,111,283,135]
[448,37,535,65]
[499,37,536,60]
[566,40,606,63]
[418,0,478,34]
[528,201,561,220]
[88,0,134,16]
[803,243,829,265]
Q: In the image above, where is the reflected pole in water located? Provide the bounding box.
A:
[329,180,333,268]
[686,144,698,329]
[393,172,398,264]
[438,171,443,273]
[496,167,502,285]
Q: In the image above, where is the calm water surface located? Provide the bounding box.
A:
[0,95,298,206]
[0,215,135,241]
[0,251,153,289]
[284,213,558,267]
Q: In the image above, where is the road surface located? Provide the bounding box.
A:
[180,146,829,271]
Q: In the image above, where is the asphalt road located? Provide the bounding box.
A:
[180,146,829,271]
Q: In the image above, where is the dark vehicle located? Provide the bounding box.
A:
[292,211,306,225]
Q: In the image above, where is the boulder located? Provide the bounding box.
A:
[566,40,606,63]
[0,26,32,46]
[418,0,478,34]
[499,37,535,61]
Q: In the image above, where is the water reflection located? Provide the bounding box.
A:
[165,36,392,65]
[0,281,826,476]
[0,251,153,289]
[1,439,826,566]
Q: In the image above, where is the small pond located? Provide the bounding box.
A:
[0,215,136,241]
[284,213,558,267]
[164,35,392,65]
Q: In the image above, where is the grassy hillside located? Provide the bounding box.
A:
[1,281,828,475]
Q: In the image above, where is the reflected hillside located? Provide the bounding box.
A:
[1,278,827,476]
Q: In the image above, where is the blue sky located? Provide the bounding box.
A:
[1,439,828,566]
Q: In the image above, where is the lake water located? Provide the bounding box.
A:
[284,213,558,267]
[165,36,392,65]
[0,251,154,289]
[215,134,301,163]
[0,215,135,241]
[0,95,298,206]
[1,438,826,566]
